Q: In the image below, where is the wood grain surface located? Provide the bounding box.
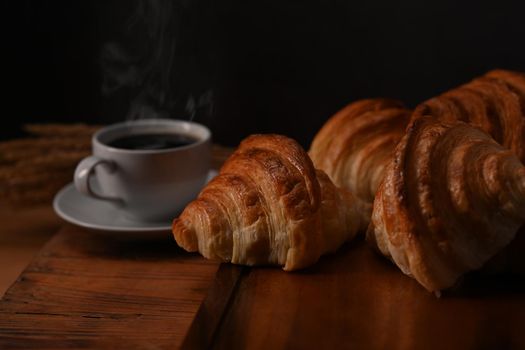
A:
[0,143,234,349]
[0,225,219,349]
[0,203,62,298]
[3,141,525,349]
[184,239,525,350]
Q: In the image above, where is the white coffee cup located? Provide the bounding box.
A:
[74,119,211,222]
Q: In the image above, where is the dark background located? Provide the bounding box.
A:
[3,0,525,147]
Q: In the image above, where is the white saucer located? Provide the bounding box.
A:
[53,169,217,233]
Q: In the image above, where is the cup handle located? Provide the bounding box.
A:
[74,155,122,203]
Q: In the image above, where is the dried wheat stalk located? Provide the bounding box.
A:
[0,138,91,165]
[24,123,101,137]
[0,124,102,207]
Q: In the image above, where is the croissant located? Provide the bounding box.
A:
[367,118,525,293]
[173,134,370,271]
[485,69,525,103]
[309,98,411,207]
[411,69,525,162]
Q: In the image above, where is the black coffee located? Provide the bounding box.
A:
[108,133,198,150]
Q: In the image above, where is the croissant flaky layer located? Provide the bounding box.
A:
[173,134,370,271]
[367,118,525,292]
[412,69,525,162]
[309,98,411,206]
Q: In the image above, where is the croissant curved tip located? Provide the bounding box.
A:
[282,247,320,272]
[172,218,198,252]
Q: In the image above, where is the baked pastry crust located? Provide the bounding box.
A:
[411,69,525,162]
[309,98,411,206]
[173,134,370,271]
[367,118,525,292]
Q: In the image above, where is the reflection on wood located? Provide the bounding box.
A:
[187,240,525,350]
[182,265,247,349]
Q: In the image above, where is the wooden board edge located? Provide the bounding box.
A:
[180,264,248,349]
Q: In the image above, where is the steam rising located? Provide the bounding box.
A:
[100,0,213,122]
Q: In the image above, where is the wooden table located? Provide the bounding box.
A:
[184,241,525,350]
[1,146,525,349]
[0,145,232,349]
[0,225,220,349]
[0,204,62,298]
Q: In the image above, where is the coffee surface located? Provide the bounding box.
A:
[108,133,198,150]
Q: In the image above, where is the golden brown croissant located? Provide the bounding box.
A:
[411,69,525,162]
[173,134,370,271]
[309,98,411,206]
[367,118,525,293]
[485,69,525,103]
